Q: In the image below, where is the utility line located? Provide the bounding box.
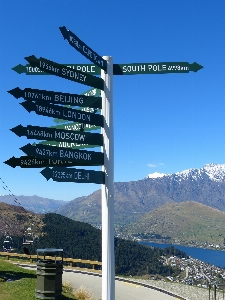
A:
[0,177,42,232]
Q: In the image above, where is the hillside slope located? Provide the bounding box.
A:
[122,201,225,245]
[37,213,187,276]
[0,212,187,277]
[0,209,188,277]
[0,202,43,237]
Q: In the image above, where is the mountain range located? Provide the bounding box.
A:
[0,195,67,214]
[55,163,225,226]
[1,163,225,230]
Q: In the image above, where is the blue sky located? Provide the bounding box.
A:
[0,1,224,201]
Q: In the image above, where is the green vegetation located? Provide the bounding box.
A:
[0,258,100,299]
[114,240,184,276]
[39,213,187,276]
[37,213,102,261]
[0,213,186,276]
[1,213,187,277]
[0,258,76,300]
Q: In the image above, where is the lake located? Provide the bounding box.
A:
[139,241,225,268]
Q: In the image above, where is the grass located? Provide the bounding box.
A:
[0,258,99,300]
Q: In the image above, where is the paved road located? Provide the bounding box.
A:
[17,264,182,300]
[63,269,181,300]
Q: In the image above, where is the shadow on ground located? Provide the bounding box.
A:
[0,270,36,281]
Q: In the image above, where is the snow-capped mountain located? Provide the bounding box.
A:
[56,163,225,226]
[147,172,167,179]
[147,163,225,182]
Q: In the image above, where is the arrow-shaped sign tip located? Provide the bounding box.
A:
[10,124,23,137]
[7,87,22,99]
[59,26,68,40]
[4,156,17,168]
[191,62,204,72]
[20,143,32,155]
[40,167,52,181]
[20,101,32,113]
[24,55,37,64]
[12,64,26,74]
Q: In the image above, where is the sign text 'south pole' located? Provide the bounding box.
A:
[101,56,115,300]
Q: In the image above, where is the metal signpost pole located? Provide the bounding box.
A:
[101,56,115,300]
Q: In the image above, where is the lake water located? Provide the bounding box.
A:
[139,241,225,268]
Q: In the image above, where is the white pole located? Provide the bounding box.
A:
[101,56,115,300]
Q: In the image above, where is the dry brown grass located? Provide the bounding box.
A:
[72,286,94,300]
[62,281,73,294]
[63,281,101,300]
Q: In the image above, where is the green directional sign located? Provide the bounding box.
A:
[8,87,102,109]
[51,122,100,132]
[41,166,105,184]
[59,26,107,72]
[38,140,100,149]
[113,62,203,74]
[20,100,104,127]
[68,106,100,114]
[4,156,81,168]
[81,87,101,97]
[24,55,104,90]
[12,63,100,75]
[20,143,104,166]
[12,62,203,76]
[10,124,103,146]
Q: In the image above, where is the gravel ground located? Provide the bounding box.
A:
[122,278,224,300]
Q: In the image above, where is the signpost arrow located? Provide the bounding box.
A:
[41,166,105,184]
[12,63,101,75]
[8,87,102,109]
[10,124,103,146]
[12,64,27,74]
[113,62,204,75]
[50,122,100,132]
[4,156,82,168]
[24,55,104,90]
[20,100,104,127]
[189,62,204,72]
[81,87,101,97]
[20,143,104,166]
[37,140,100,149]
[59,26,107,72]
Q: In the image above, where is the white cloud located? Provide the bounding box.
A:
[147,162,165,168]
[147,163,157,168]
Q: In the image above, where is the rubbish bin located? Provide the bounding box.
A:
[35,248,63,299]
